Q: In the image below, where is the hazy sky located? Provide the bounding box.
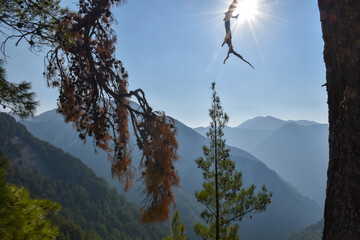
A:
[1,0,327,127]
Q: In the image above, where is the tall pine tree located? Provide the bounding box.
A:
[194,82,272,240]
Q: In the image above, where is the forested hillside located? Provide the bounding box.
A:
[0,113,168,240]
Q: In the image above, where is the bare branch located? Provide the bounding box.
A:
[222,0,254,68]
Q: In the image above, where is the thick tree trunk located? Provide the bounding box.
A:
[318,0,360,239]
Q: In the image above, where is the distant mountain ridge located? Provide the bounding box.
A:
[20,109,322,240]
[236,116,321,130]
[195,116,329,208]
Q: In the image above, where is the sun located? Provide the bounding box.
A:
[233,0,259,23]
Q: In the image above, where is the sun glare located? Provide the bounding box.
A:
[233,0,259,22]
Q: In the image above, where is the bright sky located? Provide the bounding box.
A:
[1,0,327,128]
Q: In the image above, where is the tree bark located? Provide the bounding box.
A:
[318,0,360,239]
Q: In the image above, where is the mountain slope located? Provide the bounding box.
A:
[195,116,329,207]
[21,109,322,240]
[253,122,328,207]
[195,126,273,153]
[0,113,168,240]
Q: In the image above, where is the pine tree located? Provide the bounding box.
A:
[163,210,186,240]
[194,82,272,240]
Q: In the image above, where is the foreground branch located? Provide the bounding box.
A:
[1,0,178,222]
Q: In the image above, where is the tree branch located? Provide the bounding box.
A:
[222,0,254,68]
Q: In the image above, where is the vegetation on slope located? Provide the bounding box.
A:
[0,113,168,240]
[0,151,59,240]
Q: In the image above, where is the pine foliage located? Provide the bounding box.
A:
[0,61,38,118]
[163,210,186,240]
[0,151,59,240]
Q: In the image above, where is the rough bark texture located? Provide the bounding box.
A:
[318,0,360,239]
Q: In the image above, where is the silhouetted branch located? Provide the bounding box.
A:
[224,47,254,68]
[222,0,254,68]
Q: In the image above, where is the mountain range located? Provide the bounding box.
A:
[195,116,329,208]
[19,110,322,240]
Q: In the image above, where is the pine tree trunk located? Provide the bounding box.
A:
[318,0,360,239]
[215,121,220,240]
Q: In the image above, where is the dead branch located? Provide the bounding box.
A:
[222,0,254,68]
